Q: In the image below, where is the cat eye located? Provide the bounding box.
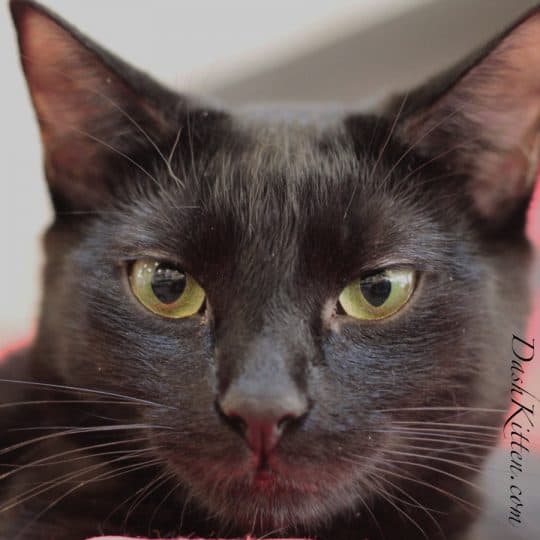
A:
[338,268,416,320]
[129,259,205,318]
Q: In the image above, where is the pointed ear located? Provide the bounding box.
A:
[10,0,178,212]
[391,7,540,231]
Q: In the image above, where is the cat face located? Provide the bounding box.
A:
[39,121,501,531]
[8,0,540,536]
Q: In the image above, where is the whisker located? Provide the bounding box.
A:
[0,399,137,410]
[185,111,202,189]
[0,378,173,409]
[398,141,463,184]
[390,420,500,431]
[20,52,187,188]
[375,406,505,413]
[369,428,498,445]
[176,490,195,537]
[376,104,465,188]
[380,458,486,494]
[374,473,446,516]
[0,450,160,514]
[256,524,290,540]
[381,448,482,474]
[344,93,408,219]
[387,426,499,440]
[368,463,481,513]
[371,481,429,540]
[389,441,484,458]
[369,475,445,539]
[386,434,497,450]
[393,428,498,440]
[73,127,161,188]
[354,479,387,540]
[15,457,164,539]
[123,470,172,528]
[368,461,540,536]
[0,437,148,481]
[0,424,171,457]
[167,124,185,188]
[147,478,182,534]
[339,452,480,514]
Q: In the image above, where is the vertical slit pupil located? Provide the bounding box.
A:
[151,263,186,304]
[360,276,392,307]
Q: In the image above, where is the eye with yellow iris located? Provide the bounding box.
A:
[129,258,205,318]
[338,268,416,320]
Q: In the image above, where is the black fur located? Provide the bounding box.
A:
[1,1,538,539]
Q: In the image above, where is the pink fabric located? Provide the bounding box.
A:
[86,537,304,540]
[523,176,540,450]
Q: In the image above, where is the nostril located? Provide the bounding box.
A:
[277,409,309,434]
[214,400,247,436]
[228,413,248,436]
[277,413,295,433]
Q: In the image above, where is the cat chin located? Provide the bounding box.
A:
[156,426,388,534]
[189,478,362,536]
[168,456,369,535]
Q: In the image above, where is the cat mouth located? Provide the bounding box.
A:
[166,444,362,533]
[243,451,325,496]
[197,459,346,535]
[247,448,284,489]
[252,466,276,488]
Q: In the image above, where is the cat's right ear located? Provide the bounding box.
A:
[10,0,181,213]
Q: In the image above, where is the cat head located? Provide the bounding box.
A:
[10,0,539,534]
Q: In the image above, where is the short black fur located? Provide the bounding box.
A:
[1,1,539,539]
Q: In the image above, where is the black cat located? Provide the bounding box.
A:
[1,1,539,539]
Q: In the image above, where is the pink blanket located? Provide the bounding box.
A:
[86,537,307,540]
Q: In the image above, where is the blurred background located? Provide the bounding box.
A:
[1,1,540,537]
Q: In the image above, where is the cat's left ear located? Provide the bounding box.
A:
[391,7,540,231]
[10,0,184,212]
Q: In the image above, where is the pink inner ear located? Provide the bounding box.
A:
[19,6,64,58]
[398,10,540,222]
[469,145,533,219]
[452,13,540,219]
[11,0,172,212]
[19,8,81,106]
[459,12,540,140]
[19,5,133,149]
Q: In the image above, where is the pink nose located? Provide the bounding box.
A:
[217,387,309,454]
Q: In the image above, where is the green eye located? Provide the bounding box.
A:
[338,268,416,320]
[129,258,205,318]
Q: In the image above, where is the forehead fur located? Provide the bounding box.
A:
[206,114,360,222]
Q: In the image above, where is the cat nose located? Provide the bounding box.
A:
[217,386,309,454]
